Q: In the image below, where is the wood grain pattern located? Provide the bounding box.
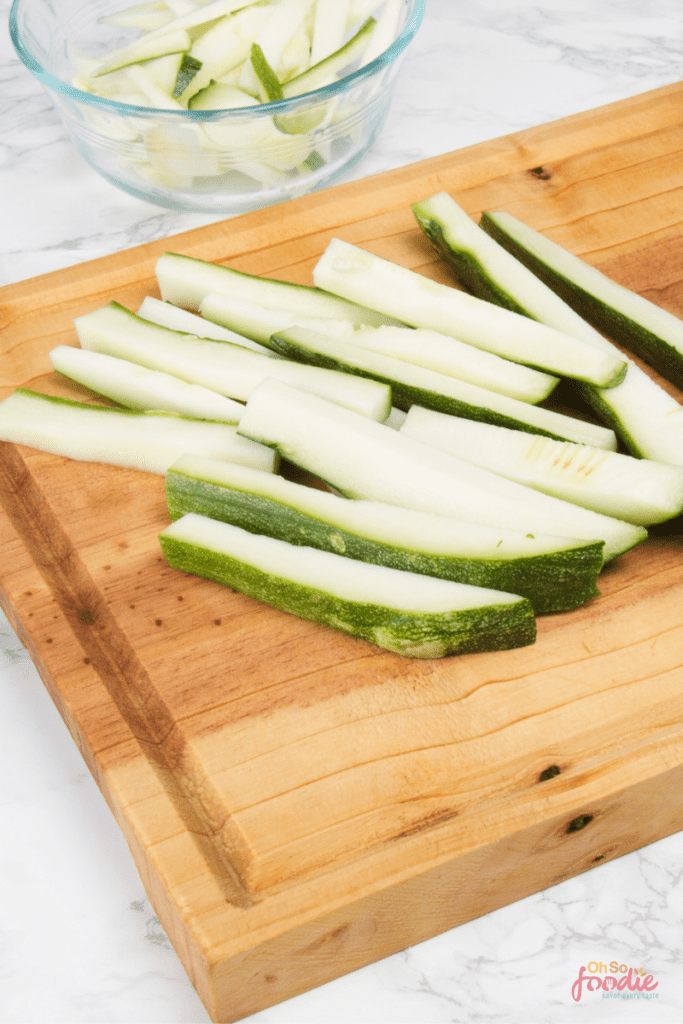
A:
[2,80,683,1021]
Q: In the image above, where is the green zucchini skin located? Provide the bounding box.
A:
[480,212,683,393]
[413,201,538,319]
[159,519,537,660]
[164,466,603,614]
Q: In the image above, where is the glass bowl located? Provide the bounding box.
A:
[10,0,424,214]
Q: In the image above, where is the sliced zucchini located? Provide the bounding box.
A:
[465,206,683,465]
[278,19,311,82]
[281,15,375,98]
[349,324,559,404]
[101,2,174,33]
[201,293,559,403]
[186,80,259,111]
[159,512,537,659]
[74,301,392,421]
[236,0,316,95]
[582,365,683,464]
[136,295,272,353]
[165,454,604,613]
[411,192,683,466]
[126,63,185,107]
[384,406,407,430]
[185,79,311,168]
[400,407,683,526]
[312,238,628,388]
[49,345,245,423]
[346,0,378,26]
[142,50,184,95]
[482,209,683,391]
[361,0,402,64]
[266,325,618,447]
[91,28,192,77]
[237,379,647,560]
[199,290,358,346]
[174,4,272,103]
[156,251,402,325]
[137,0,263,45]
[413,191,574,319]
[250,41,283,101]
[0,389,276,475]
[309,0,349,67]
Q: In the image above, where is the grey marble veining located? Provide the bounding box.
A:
[2,1,683,1020]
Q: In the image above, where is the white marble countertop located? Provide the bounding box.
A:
[3,1,683,1021]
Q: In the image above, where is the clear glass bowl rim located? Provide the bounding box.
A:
[10,0,425,119]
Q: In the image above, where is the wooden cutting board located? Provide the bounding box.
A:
[3,80,683,1023]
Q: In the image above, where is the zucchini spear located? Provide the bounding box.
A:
[412,191,683,465]
[313,237,628,388]
[237,378,646,561]
[400,406,683,526]
[165,454,605,614]
[483,208,683,393]
[0,389,276,475]
[159,513,537,660]
[267,325,617,447]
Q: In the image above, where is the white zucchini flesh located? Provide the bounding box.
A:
[458,205,683,465]
[199,292,559,405]
[136,295,272,353]
[74,302,392,421]
[158,513,537,659]
[175,5,273,102]
[0,389,277,476]
[120,0,263,48]
[102,3,173,32]
[281,14,375,99]
[187,82,312,170]
[139,51,183,96]
[350,324,559,404]
[310,0,349,65]
[278,22,311,82]
[400,407,683,526]
[126,63,184,108]
[155,251,402,325]
[267,325,618,448]
[384,406,407,430]
[347,0,378,26]
[237,379,647,560]
[585,364,683,465]
[49,345,245,423]
[91,28,192,76]
[199,291,358,346]
[238,0,314,95]
[361,0,402,64]
[312,238,629,388]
